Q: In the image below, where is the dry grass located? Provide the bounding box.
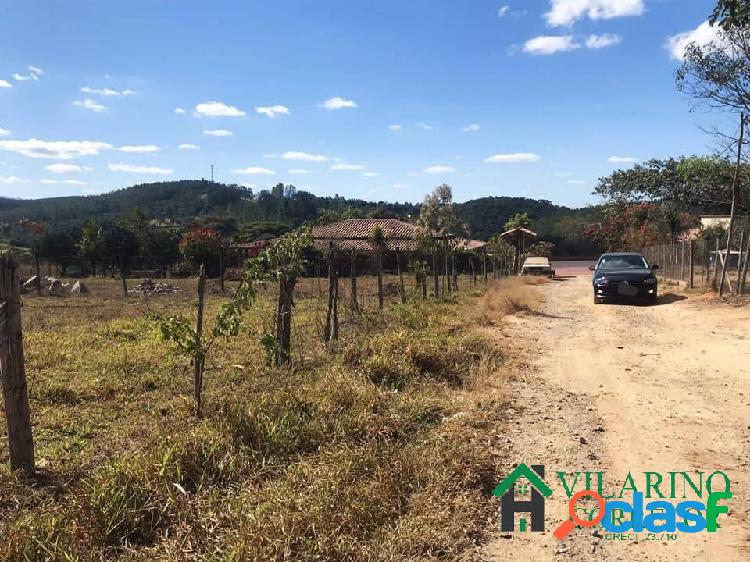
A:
[1,274,523,561]
[471,277,547,327]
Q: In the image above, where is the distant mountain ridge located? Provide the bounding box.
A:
[0,180,602,255]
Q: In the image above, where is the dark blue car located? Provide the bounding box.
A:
[589,253,659,305]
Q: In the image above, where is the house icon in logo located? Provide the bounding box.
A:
[493,464,553,532]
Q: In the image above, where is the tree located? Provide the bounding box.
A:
[79,219,106,275]
[504,212,532,231]
[32,230,78,274]
[179,227,223,274]
[711,0,750,29]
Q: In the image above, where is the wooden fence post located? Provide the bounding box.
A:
[432,250,439,298]
[739,232,750,295]
[712,238,720,289]
[0,258,35,475]
[377,251,384,309]
[34,255,41,296]
[119,255,128,297]
[396,252,406,304]
[689,240,695,289]
[194,264,206,417]
[219,245,225,294]
[350,249,358,312]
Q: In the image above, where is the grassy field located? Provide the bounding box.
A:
[0,274,541,561]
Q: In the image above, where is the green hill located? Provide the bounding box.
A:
[0,181,602,256]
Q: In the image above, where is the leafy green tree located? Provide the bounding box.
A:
[711,0,750,29]
[104,225,140,272]
[79,219,107,275]
[234,221,290,242]
[504,212,532,231]
[33,230,78,274]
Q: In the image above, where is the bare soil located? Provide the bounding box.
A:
[480,275,750,561]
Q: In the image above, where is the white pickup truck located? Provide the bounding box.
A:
[520,257,555,278]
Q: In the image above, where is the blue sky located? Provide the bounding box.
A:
[0,0,729,207]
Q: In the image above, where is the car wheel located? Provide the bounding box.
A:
[648,293,658,305]
[594,294,603,305]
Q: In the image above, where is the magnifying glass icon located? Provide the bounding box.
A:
[553,489,607,540]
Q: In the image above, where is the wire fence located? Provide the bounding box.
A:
[642,237,750,294]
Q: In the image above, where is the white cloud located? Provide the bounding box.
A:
[363,172,378,177]
[178,143,200,150]
[665,21,727,61]
[41,178,87,185]
[27,65,43,75]
[73,98,107,112]
[586,33,622,49]
[0,138,113,159]
[0,80,11,88]
[13,73,38,82]
[388,124,403,131]
[524,35,580,55]
[498,5,510,17]
[418,122,435,131]
[545,0,644,27]
[331,163,366,171]
[288,169,313,175]
[462,123,480,132]
[282,151,330,162]
[174,107,187,114]
[232,166,276,175]
[319,97,358,110]
[81,86,136,97]
[423,165,456,174]
[118,144,160,153]
[608,155,638,164]
[45,163,87,174]
[0,175,28,184]
[203,129,234,137]
[194,101,246,117]
[0,127,10,137]
[485,152,541,163]
[255,104,290,118]
[109,163,173,174]
[566,179,586,184]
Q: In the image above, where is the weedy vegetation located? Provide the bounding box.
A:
[0,266,543,560]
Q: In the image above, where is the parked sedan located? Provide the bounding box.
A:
[590,253,659,305]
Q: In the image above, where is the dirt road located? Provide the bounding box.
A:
[481,275,750,562]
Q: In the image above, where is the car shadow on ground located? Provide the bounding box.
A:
[601,293,687,307]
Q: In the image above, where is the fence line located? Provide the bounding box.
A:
[642,237,749,294]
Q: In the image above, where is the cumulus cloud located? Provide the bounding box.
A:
[42,178,88,185]
[665,21,727,61]
[319,97,358,110]
[0,175,28,184]
[586,33,622,49]
[363,172,378,177]
[524,35,580,55]
[485,152,541,163]
[118,145,160,153]
[194,101,246,117]
[608,155,638,163]
[388,124,403,131]
[418,122,435,131]
[462,123,480,132]
[423,165,456,174]
[81,86,136,96]
[0,80,11,88]
[178,143,200,150]
[0,127,10,137]
[255,104,290,118]
[45,163,89,174]
[331,163,366,171]
[203,129,233,137]
[27,65,43,75]
[281,151,330,162]
[0,138,113,159]
[73,98,107,112]
[498,5,511,17]
[288,169,313,175]
[545,0,644,27]
[566,179,586,184]
[232,166,276,175]
[174,107,187,114]
[109,163,174,174]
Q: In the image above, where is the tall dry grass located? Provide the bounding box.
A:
[471,277,546,327]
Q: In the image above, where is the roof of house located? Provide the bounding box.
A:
[457,239,489,251]
[499,227,538,240]
[311,218,428,252]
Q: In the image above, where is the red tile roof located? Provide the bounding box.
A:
[311,218,427,252]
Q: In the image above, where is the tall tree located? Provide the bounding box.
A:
[711,0,750,29]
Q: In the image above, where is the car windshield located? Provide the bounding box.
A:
[598,255,649,270]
